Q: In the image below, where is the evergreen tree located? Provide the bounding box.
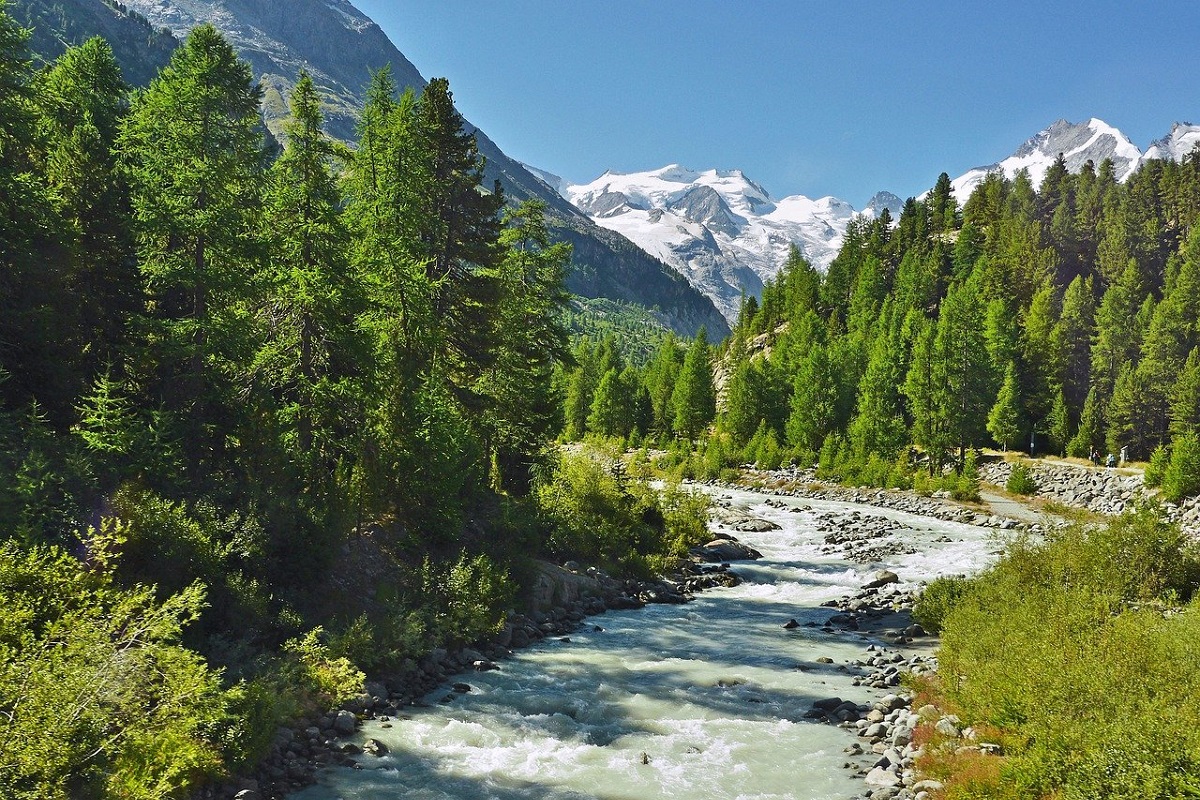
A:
[671,329,716,440]
[1047,386,1071,456]
[1067,386,1104,459]
[931,278,994,470]
[786,342,839,454]
[587,368,628,439]
[258,71,361,487]
[0,4,74,419]
[120,24,266,477]
[36,37,137,382]
[987,364,1023,451]
[1053,274,1095,419]
[644,334,682,436]
[1169,348,1200,440]
[478,200,571,491]
[847,325,907,458]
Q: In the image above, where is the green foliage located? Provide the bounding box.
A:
[1145,443,1169,487]
[913,575,975,635]
[1005,462,1038,495]
[534,449,708,576]
[280,628,365,707]
[0,540,228,800]
[934,510,1200,799]
[1161,432,1200,502]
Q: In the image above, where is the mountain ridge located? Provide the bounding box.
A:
[53,0,730,338]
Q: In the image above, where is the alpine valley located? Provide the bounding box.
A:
[14,0,1196,328]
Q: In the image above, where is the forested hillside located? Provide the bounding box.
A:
[0,8,710,796]
[559,146,1200,497]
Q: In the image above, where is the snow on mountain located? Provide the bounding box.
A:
[950,118,1142,202]
[860,191,904,221]
[568,166,859,321]
[1142,123,1200,165]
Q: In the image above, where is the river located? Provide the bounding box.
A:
[291,485,1000,800]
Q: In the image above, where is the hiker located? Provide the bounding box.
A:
[1106,452,1116,468]
[1090,448,1099,465]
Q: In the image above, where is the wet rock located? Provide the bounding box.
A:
[332,710,357,736]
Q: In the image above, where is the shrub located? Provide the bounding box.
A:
[913,575,975,634]
[931,510,1200,799]
[1005,463,1038,495]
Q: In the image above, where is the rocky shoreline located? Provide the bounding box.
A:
[205,542,751,800]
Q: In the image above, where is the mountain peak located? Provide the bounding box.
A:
[952,117,1142,202]
[568,166,857,321]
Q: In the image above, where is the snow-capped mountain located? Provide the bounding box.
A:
[860,191,905,221]
[567,166,860,321]
[950,118,1142,201]
[1142,122,1200,165]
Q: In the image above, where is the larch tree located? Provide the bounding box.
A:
[671,329,716,441]
[120,23,266,476]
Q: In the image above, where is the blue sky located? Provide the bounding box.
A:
[352,1,1196,208]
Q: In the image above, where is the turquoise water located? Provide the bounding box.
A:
[291,488,994,800]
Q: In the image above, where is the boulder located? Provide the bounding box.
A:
[863,570,900,589]
[694,539,763,562]
[363,738,388,756]
[864,766,902,788]
[332,710,357,735]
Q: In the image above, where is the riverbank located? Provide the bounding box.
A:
[207,553,751,799]
[274,478,1007,800]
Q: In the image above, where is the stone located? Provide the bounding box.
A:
[363,738,388,756]
[935,717,962,738]
[332,710,357,735]
[864,766,902,788]
[863,570,900,589]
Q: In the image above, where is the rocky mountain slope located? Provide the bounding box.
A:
[568,166,875,321]
[25,0,728,338]
[12,0,177,85]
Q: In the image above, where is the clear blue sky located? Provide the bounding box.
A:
[352,1,1196,208]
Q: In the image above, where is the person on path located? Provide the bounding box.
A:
[1106,452,1116,468]
[1090,449,1100,466]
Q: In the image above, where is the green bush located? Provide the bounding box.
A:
[933,510,1200,799]
[535,448,710,577]
[0,540,229,800]
[913,575,975,634]
[1005,463,1038,495]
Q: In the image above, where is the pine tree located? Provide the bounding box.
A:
[0,4,74,419]
[847,326,907,459]
[587,368,627,439]
[36,37,137,381]
[1047,386,1071,456]
[644,334,682,436]
[931,278,994,470]
[1053,274,1095,420]
[786,343,839,453]
[258,71,362,486]
[478,200,571,491]
[1067,386,1104,459]
[1169,348,1200,440]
